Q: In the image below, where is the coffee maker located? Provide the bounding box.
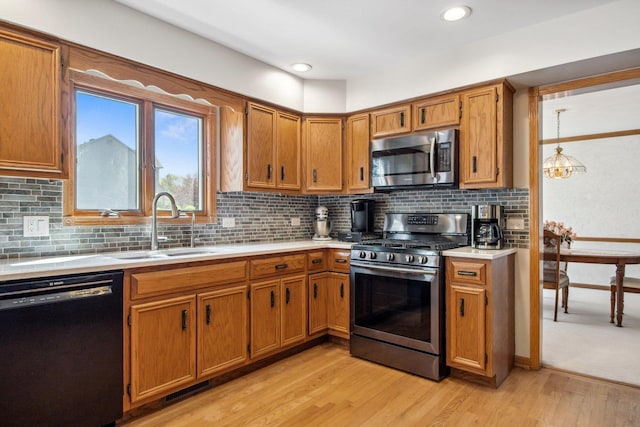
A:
[471,204,504,249]
[312,206,332,241]
[338,199,379,242]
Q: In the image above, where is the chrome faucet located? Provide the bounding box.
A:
[151,192,180,251]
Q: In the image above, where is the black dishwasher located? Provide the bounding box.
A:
[0,271,124,427]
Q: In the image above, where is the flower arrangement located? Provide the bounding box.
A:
[544,220,576,244]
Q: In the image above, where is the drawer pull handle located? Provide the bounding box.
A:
[458,271,478,277]
[312,258,323,265]
[421,108,426,124]
[270,290,275,308]
[205,304,211,325]
[400,111,405,127]
[275,263,288,270]
[313,283,318,299]
[335,258,347,264]
[181,309,188,331]
[460,298,465,317]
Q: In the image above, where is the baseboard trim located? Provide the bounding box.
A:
[514,355,531,369]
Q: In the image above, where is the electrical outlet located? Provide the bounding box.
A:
[506,218,525,230]
[291,217,301,226]
[24,216,50,237]
[221,217,235,228]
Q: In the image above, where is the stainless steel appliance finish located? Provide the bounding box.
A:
[313,205,332,240]
[472,204,504,249]
[371,129,458,190]
[0,271,124,427]
[350,212,469,381]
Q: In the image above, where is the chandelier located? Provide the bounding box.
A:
[543,108,587,179]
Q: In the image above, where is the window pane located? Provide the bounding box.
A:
[154,108,203,211]
[75,90,139,210]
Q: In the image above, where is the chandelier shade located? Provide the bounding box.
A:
[542,108,587,179]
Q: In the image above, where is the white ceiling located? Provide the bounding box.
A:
[114,0,619,81]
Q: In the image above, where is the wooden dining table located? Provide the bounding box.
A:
[544,248,640,326]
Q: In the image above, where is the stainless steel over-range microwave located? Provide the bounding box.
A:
[370,129,458,190]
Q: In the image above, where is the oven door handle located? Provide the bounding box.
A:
[351,262,438,278]
[430,135,437,180]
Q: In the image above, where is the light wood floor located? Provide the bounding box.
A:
[121,343,640,426]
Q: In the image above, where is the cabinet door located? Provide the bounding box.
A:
[304,117,343,192]
[0,30,64,178]
[281,275,307,347]
[276,111,301,190]
[370,104,411,138]
[250,280,280,358]
[460,86,498,187]
[198,286,248,377]
[308,273,329,335]
[447,284,486,373]
[130,296,196,403]
[346,113,370,192]
[328,273,349,335]
[413,94,460,131]
[246,103,276,189]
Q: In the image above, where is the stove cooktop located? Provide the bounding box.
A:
[355,238,461,252]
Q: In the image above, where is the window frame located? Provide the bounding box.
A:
[64,70,216,226]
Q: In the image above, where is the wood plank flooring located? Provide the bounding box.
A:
[120,343,640,426]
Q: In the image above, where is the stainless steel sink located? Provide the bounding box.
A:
[108,248,219,260]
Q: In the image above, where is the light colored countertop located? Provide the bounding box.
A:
[442,246,517,260]
[0,240,354,282]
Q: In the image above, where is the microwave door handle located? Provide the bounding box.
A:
[430,135,437,181]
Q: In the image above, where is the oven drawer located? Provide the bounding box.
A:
[329,249,350,273]
[449,260,487,286]
[250,254,306,279]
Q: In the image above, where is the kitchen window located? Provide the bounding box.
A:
[64,70,216,225]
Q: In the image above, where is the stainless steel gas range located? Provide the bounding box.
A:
[349,212,469,381]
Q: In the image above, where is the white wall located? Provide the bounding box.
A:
[0,0,306,111]
[303,80,347,113]
[345,0,640,111]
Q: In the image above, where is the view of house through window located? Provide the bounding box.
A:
[74,88,205,215]
[75,90,140,210]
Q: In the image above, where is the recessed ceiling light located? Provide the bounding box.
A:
[291,63,312,72]
[441,6,471,22]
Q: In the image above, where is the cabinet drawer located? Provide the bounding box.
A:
[449,260,487,286]
[250,254,306,279]
[412,94,460,131]
[329,249,351,273]
[370,104,412,138]
[307,251,327,272]
[131,261,248,299]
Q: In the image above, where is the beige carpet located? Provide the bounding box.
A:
[542,287,640,386]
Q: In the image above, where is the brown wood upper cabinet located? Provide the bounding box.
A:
[412,94,460,131]
[346,113,371,193]
[459,82,513,189]
[246,102,301,191]
[370,104,411,138]
[303,117,344,193]
[0,29,66,178]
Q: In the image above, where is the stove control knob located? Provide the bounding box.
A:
[369,252,377,259]
[405,254,415,263]
[386,253,395,261]
[359,251,367,259]
[419,256,428,264]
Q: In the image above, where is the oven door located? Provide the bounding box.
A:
[350,262,443,355]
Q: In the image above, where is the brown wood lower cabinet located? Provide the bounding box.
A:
[446,255,514,388]
[308,271,350,338]
[198,285,248,377]
[130,295,197,403]
[250,275,307,358]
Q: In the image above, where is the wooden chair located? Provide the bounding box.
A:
[609,276,640,323]
[543,230,571,321]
